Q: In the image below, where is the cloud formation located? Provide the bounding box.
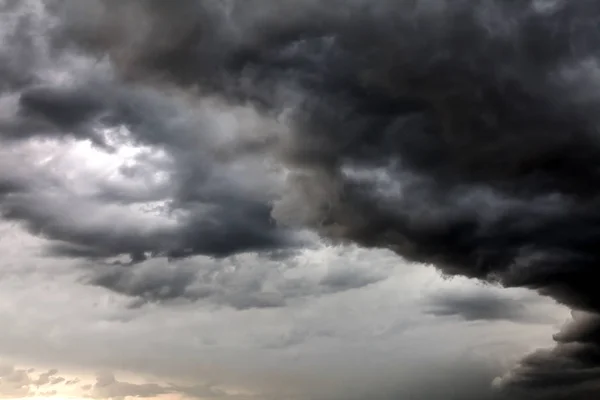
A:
[0,0,599,398]
[0,366,69,399]
[4,223,556,400]
[84,246,390,309]
[0,0,306,263]
[89,372,170,400]
[0,363,259,400]
[54,1,600,396]
[426,286,554,323]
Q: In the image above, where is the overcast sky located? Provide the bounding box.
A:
[0,124,569,399]
[0,219,569,400]
[0,1,587,399]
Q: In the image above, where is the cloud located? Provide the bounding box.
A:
[89,372,171,400]
[38,390,57,397]
[0,0,598,398]
[0,366,72,398]
[494,311,600,399]
[50,376,65,385]
[0,84,305,262]
[49,0,600,396]
[84,362,513,400]
[0,365,231,400]
[83,246,391,308]
[0,366,30,399]
[33,369,58,386]
[0,1,305,264]
[318,267,384,292]
[0,225,564,400]
[86,371,266,400]
[425,285,554,324]
[331,362,511,400]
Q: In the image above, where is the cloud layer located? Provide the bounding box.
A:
[0,0,598,398]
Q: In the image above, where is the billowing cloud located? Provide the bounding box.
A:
[0,86,305,262]
[0,0,598,398]
[84,246,390,308]
[48,1,600,396]
[0,0,305,263]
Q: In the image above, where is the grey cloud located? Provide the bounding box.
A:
[0,367,30,384]
[0,1,45,94]
[88,372,256,400]
[495,311,600,399]
[0,363,91,399]
[1,0,599,398]
[0,2,304,264]
[0,365,59,399]
[0,232,560,400]
[0,366,30,399]
[33,369,58,386]
[426,287,551,323]
[0,80,304,264]
[333,365,511,400]
[93,368,510,400]
[18,86,105,131]
[50,377,65,385]
[85,248,390,309]
[90,372,171,400]
[319,268,385,291]
[170,383,225,400]
[50,0,600,397]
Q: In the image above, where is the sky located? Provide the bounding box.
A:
[0,218,569,400]
[1,0,599,399]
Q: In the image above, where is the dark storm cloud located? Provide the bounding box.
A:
[0,96,302,261]
[19,86,103,128]
[8,81,303,258]
[3,0,600,398]
[498,312,600,399]
[0,3,305,262]
[49,0,600,397]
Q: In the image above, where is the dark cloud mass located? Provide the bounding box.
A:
[2,0,600,398]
